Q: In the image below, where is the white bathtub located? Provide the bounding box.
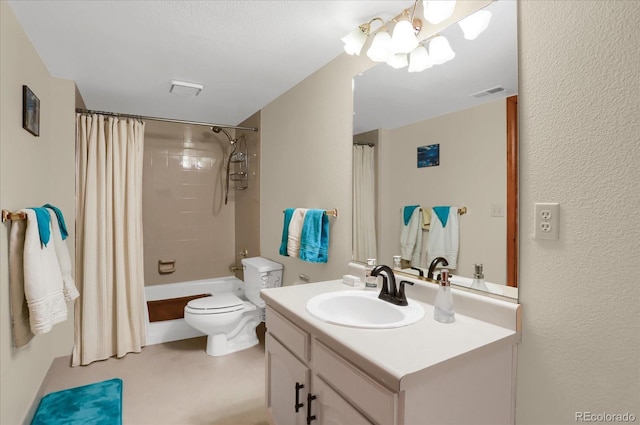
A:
[144,276,244,345]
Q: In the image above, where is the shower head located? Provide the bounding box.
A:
[212,126,235,145]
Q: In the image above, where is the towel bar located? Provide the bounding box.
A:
[282,208,338,218]
[1,209,26,222]
[412,207,467,215]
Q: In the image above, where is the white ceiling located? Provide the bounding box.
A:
[7,1,516,129]
[7,0,400,126]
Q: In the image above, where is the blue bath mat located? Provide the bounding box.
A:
[31,378,122,425]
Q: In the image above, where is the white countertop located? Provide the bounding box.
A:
[261,279,521,392]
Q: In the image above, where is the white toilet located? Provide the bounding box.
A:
[184,257,283,356]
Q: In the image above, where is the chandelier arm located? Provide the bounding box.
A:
[409,0,420,22]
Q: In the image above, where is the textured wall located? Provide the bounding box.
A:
[260,54,371,284]
[0,4,77,423]
[517,1,640,423]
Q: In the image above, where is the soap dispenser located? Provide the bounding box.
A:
[434,269,455,323]
[470,263,489,291]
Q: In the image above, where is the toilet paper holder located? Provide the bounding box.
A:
[158,259,176,274]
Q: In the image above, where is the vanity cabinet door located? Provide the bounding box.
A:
[266,333,309,425]
[311,376,373,425]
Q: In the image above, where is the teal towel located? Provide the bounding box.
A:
[433,206,451,227]
[299,209,329,263]
[403,205,420,225]
[28,207,51,247]
[279,208,295,256]
[43,204,68,240]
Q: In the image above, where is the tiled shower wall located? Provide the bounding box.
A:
[142,120,236,286]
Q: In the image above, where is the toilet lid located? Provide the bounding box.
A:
[186,293,245,314]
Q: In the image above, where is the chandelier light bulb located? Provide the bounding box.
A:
[390,11,419,54]
[387,53,409,69]
[458,10,492,40]
[341,26,369,56]
[423,0,457,25]
[366,30,393,62]
[408,45,433,72]
[428,35,455,65]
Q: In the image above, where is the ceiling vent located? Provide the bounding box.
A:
[170,80,204,96]
[470,86,507,98]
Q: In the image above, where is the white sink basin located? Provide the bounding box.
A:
[306,290,425,329]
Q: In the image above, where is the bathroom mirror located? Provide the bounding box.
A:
[352,1,518,299]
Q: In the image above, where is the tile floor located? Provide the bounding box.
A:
[39,327,268,425]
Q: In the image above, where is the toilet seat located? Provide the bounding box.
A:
[185,293,245,315]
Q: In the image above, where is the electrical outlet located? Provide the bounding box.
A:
[534,203,559,240]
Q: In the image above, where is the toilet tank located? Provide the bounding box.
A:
[241,257,283,309]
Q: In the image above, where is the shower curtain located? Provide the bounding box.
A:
[352,144,377,261]
[72,113,146,366]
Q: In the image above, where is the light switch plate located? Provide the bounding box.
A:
[491,203,505,217]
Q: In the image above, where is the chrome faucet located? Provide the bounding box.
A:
[427,257,449,280]
[371,265,414,306]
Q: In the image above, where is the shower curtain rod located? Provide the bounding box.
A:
[76,108,259,132]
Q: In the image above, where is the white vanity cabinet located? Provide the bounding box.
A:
[266,307,386,425]
[266,333,309,425]
[311,376,373,425]
[262,281,521,425]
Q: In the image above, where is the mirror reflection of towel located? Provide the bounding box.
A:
[421,207,431,230]
[403,205,420,225]
[432,206,451,227]
[400,207,423,265]
[426,206,459,269]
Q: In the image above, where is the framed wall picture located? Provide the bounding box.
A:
[417,143,439,168]
[22,85,40,137]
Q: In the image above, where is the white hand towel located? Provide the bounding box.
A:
[22,209,68,335]
[426,207,459,269]
[47,209,79,301]
[287,208,308,258]
[400,207,423,265]
[8,217,34,348]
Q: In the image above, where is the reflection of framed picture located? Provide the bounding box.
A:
[417,143,439,168]
[23,85,40,137]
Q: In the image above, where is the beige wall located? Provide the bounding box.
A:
[0,3,77,424]
[377,99,507,284]
[516,1,639,422]
[260,54,372,284]
[142,120,236,285]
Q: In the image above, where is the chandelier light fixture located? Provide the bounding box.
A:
[423,0,457,25]
[341,17,384,56]
[390,9,420,54]
[458,10,492,40]
[341,0,492,73]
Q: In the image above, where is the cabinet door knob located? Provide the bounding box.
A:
[306,393,317,424]
[294,382,305,413]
